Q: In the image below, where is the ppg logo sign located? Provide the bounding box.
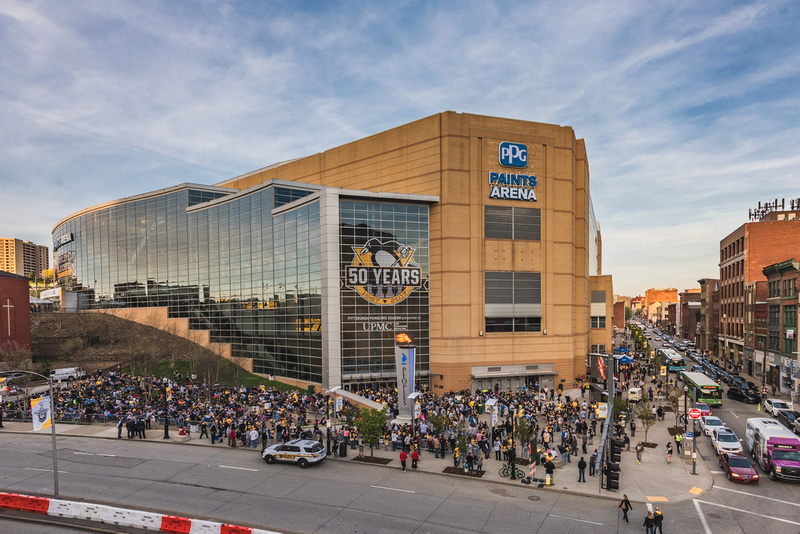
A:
[499,142,527,168]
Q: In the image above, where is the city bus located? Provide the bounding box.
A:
[658,348,685,373]
[682,371,723,407]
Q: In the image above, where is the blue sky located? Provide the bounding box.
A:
[1,0,799,296]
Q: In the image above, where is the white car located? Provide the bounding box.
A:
[711,428,743,456]
[764,398,792,417]
[261,439,326,468]
[700,416,727,436]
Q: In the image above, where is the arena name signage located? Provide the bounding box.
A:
[53,232,74,251]
[344,238,423,306]
[490,142,538,201]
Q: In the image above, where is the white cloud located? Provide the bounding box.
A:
[0,0,798,295]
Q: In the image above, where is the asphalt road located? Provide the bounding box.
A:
[2,429,800,534]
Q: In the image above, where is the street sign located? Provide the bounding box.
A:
[688,408,701,419]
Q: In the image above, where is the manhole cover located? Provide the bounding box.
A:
[528,496,540,501]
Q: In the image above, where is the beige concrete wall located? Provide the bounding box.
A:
[220,112,605,392]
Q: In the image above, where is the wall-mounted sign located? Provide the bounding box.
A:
[499,142,528,168]
[53,232,74,251]
[490,142,538,201]
[344,238,423,306]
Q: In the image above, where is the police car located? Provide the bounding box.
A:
[261,439,326,468]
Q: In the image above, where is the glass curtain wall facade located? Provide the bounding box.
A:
[339,199,430,389]
[52,182,324,383]
[53,183,432,389]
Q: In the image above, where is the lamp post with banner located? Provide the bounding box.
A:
[688,407,701,475]
[2,370,60,497]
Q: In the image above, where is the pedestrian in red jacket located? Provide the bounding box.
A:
[400,451,407,471]
[411,449,420,469]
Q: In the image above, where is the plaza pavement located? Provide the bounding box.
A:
[0,388,714,507]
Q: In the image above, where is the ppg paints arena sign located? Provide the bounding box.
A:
[345,238,423,305]
[489,142,538,201]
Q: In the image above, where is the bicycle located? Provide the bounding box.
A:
[498,464,525,478]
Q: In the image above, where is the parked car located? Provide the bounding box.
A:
[700,415,727,436]
[719,452,759,484]
[711,428,743,456]
[727,387,759,404]
[261,439,326,468]
[777,410,800,431]
[764,398,793,417]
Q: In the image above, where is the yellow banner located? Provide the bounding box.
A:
[31,397,52,432]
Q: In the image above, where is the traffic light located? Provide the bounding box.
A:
[605,461,620,491]
[611,438,624,463]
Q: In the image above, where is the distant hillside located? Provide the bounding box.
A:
[31,312,230,382]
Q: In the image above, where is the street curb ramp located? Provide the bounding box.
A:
[0,492,279,533]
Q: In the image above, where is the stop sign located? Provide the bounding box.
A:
[688,408,701,419]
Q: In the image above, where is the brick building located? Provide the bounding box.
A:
[762,259,799,394]
[697,278,720,354]
[0,270,32,354]
[719,210,800,370]
[743,280,768,379]
[678,289,701,341]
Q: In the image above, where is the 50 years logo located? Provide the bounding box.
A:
[345,238,423,305]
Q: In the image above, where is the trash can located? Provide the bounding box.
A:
[307,385,315,395]
[339,441,348,458]
[478,404,484,415]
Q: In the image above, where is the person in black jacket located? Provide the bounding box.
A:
[654,507,664,534]
[643,511,655,534]
[618,494,632,523]
[577,456,587,482]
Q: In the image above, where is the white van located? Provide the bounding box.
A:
[49,367,86,381]
[627,387,642,402]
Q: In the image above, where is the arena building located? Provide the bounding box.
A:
[51,112,613,392]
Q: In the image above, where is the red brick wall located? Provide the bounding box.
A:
[0,274,32,351]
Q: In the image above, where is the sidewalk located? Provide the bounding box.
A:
[0,391,713,506]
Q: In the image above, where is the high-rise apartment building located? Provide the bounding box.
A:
[0,238,49,278]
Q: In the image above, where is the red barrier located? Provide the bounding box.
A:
[160,514,192,533]
[0,493,21,511]
[221,525,252,534]
[15,494,51,515]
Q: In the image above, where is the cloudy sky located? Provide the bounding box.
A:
[2,0,798,296]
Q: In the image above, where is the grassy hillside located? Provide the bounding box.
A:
[29,312,295,390]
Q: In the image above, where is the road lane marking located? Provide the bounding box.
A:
[551,515,603,525]
[97,453,116,457]
[693,500,712,534]
[74,452,94,455]
[696,498,800,526]
[730,412,739,418]
[371,485,415,493]
[715,486,800,507]
[709,470,724,474]
[25,468,68,473]
[218,465,259,472]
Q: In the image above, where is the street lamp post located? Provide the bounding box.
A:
[2,370,59,497]
[327,386,341,456]
[683,386,688,433]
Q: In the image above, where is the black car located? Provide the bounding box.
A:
[777,410,800,431]
[727,387,759,404]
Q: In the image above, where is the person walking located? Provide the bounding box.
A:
[577,456,586,483]
[399,450,408,471]
[411,448,419,469]
[635,441,644,464]
[618,494,633,524]
[630,419,636,437]
[674,433,683,454]
[589,450,597,477]
[643,511,656,534]
[666,441,673,464]
[654,507,664,534]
